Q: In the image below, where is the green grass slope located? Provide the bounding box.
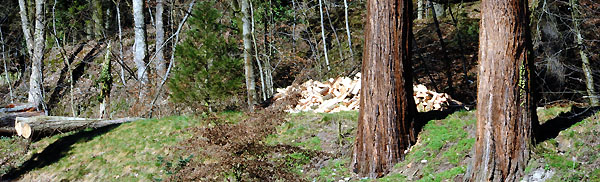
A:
[1,106,598,181]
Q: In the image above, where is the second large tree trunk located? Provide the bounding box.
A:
[467,0,537,181]
[351,0,415,178]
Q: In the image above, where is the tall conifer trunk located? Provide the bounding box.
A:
[466,0,537,181]
[351,0,415,178]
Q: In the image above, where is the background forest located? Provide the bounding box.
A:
[0,0,599,181]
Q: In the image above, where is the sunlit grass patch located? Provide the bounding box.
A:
[19,115,204,181]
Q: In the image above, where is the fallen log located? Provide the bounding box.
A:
[14,116,140,139]
[0,103,37,113]
[0,111,45,127]
[0,112,45,136]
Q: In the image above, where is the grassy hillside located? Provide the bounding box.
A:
[1,106,599,181]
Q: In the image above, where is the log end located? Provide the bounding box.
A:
[21,123,31,139]
[15,120,22,136]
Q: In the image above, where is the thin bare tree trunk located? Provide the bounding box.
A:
[29,0,46,111]
[155,0,166,77]
[0,27,13,103]
[429,0,454,95]
[343,0,353,61]
[241,0,257,110]
[466,0,536,181]
[113,0,126,84]
[352,0,415,178]
[133,0,148,100]
[324,0,343,61]
[417,0,424,19]
[92,0,104,39]
[249,0,266,101]
[570,0,598,106]
[18,0,34,57]
[318,0,330,71]
[148,0,196,117]
[99,43,112,119]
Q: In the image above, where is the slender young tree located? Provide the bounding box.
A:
[343,0,353,61]
[352,0,415,178]
[318,0,330,71]
[249,1,266,101]
[155,0,166,77]
[113,0,126,84]
[133,0,148,99]
[417,0,424,19]
[570,0,598,106]
[18,0,34,57]
[466,0,537,181]
[241,0,257,110]
[0,27,13,103]
[92,0,104,39]
[28,0,46,110]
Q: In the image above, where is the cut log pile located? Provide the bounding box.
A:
[0,103,140,139]
[274,73,460,113]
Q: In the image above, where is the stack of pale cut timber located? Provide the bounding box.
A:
[274,73,458,113]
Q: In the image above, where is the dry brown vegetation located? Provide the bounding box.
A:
[161,85,330,181]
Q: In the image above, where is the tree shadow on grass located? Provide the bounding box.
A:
[0,124,120,181]
[535,106,600,144]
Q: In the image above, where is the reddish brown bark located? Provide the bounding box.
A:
[351,0,415,178]
[467,0,537,181]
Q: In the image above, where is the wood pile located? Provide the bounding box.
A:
[274,73,459,113]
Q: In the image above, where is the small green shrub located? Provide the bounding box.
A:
[169,0,244,112]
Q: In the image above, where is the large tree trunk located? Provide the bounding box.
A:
[466,0,536,181]
[154,0,166,77]
[29,0,46,110]
[241,0,257,110]
[92,0,104,39]
[18,0,34,57]
[570,0,598,106]
[351,0,415,178]
[133,0,148,99]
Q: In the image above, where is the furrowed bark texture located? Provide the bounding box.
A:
[468,0,536,181]
[351,0,415,178]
